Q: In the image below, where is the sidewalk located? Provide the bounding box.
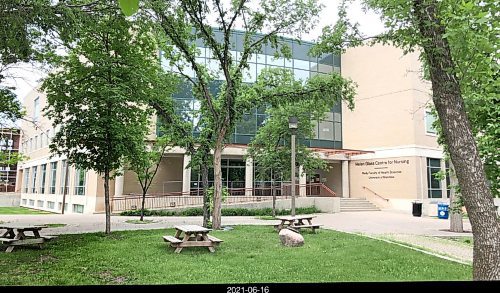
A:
[0,209,473,263]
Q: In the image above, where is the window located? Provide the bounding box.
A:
[427,158,442,198]
[47,201,55,209]
[22,199,27,205]
[72,204,84,214]
[29,138,33,152]
[34,135,38,150]
[23,169,30,193]
[49,162,57,194]
[58,202,68,212]
[31,166,38,193]
[60,160,68,194]
[318,120,334,140]
[74,169,86,195]
[29,199,34,206]
[34,97,40,121]
[425,111,437,134]
[40,164,47,194]
[37,200,44,207]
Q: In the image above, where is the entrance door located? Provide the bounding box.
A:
[306,173,321,196]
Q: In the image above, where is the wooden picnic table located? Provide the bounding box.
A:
[274,215,322,233]
[0,224,57,253]
[163,225,223,253]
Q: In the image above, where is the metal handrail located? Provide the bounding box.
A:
[362,186,389,201]
[112,183,338,212]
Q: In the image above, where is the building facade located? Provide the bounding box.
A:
[16,34,449,215]
[0,128,21,192]
[342,44,449,216]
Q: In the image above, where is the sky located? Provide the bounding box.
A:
[7,0,385,101]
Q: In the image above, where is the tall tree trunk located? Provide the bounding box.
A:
[201,161,210,227]
[414,0,500,280]
[212,141,224,229]
[449,165,463,233]
[140,189,146,222]
[104,171,111,234]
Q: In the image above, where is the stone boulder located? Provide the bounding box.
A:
[279,228,304,247]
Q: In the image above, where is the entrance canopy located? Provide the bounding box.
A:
[308,147,374,160]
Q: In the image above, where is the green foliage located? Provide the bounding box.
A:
[361,0,499,198]
[144,0,326,228]
[207,186,229,213]
[120,206,321,217]
[118,0,139,16]
[311,0,364,56]
[0,87,24,123]
[246,67,356,180]
[42,3,158,178]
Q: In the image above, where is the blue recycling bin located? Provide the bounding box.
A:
[438,203,449,219]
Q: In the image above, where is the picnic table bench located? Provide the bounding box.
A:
[274,215,322,233]
[0,224,58,252]
[163,225,223,253]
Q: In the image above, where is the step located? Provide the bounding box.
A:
[340,198,381,212]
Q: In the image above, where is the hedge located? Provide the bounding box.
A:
[120,206,320,217]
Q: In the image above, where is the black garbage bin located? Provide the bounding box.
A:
[412,202,422,217]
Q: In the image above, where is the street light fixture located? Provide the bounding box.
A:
[288,117,298,217]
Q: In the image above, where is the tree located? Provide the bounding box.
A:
[151,85,215,227]
[246,67,356,215]
[127,71,179,222]
[43,3,161,234]
[128,137,170,222]
[0,87,23,126]
[328,0,499,280]
[145,0,324,229]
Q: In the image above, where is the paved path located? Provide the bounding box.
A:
[0,209,473,263]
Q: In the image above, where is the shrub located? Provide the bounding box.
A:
[120,206,321,217]
[179,208,204,216]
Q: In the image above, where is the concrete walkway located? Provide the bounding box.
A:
[0,209,473,263]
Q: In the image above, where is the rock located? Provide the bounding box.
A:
[279,228,304,247]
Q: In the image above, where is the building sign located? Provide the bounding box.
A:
[353,159,411,180]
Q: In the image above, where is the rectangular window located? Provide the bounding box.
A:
[318,121,334,140]
[37,200,43,207]
[31,166,38,193]
[29,138,33,152]
[22,199,27,205]
[59,202,68,212]
[23,168,30,193]
[34,97,40,121]
[34,135,38,150]
[74,169,86,195]
[72,204,84,214]
[29,199,34,206]
[427,158,442,198]
[425,111,437,134]
[60,160,68,195]
[49,162,57,194]
[40,164,47,194]
[47,201,55,209]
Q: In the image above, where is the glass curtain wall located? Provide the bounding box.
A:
[159,30,343,148]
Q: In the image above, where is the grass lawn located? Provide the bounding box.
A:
[0,207,53,215]
[0,226,471,285]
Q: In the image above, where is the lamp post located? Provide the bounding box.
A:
[288,117,298,217]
